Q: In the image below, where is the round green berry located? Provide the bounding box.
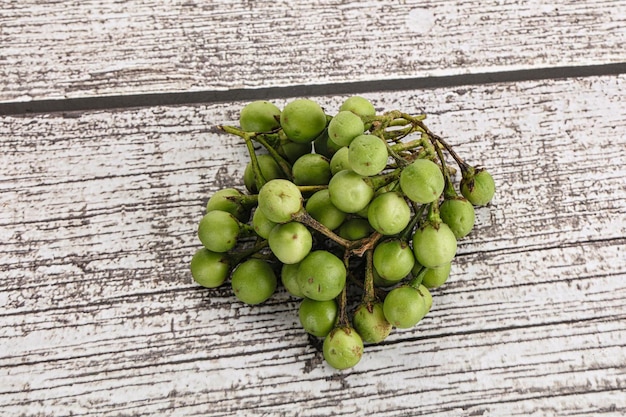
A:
[297,250,346,301]
[440,197,475,239]
[190,248,230,288]
[292,153,331,186]
[281,262,304,298]
[280,99,327,143]
[400,159,445,204]
[197,210,240,253]
[206,188,249,222]
[353,302,392,343]
[373,239,415,282]
[327,110,365,147]
[323,326,364,370]
[299,298,338,337]
[257,179,303,223]
[313,131,342,159]
[329,146,350,175]
[278,139,313,164]
[337,218,373,240]
[348,134,388,177]
[417,284,433,313]
[305,189,347,230]
[373,268,397,288]
[412,222,457,268]
[239,100,281,132]
[268,221,312,265]
[252,207,278,239]
[328,170,374,213]
[367,192,411,235]
[417,262,452,289]
[461,169,495,206]
[339,96,376,118]
[231,258,277,305]
[383,285,428,328]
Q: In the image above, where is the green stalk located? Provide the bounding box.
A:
[365,168,402,190]
[399,112,427,124]
[361,111,399,127]
[385,140,411,168]
[252,133,293,179]
[220,125,267,189]
[430,134,458,199]
[225,193,258,208]
[408,266,427,289]
[237,222,258,238]
[382,125,415,142]
[427,200,443,228]
[389,136,424,153]
[297,185,327,194]
[400,203,427,242]
[229,239,269,265]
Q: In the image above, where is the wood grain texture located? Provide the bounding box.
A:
[1,75,625,416]
[2,0,626,102]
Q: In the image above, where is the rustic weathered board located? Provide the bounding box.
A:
[2,0,626,102]
[1,74,625,416]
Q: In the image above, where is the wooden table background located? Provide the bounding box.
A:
[1,1,625,416]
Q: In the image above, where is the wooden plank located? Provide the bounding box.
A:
[2,0,626,102]
[1,74,625,415]
[1,292,624,416]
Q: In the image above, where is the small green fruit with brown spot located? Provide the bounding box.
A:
[323,326,364,370]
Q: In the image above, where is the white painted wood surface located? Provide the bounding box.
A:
[1,74,625,416]
[2,0,626,101]
[2,0,626,415]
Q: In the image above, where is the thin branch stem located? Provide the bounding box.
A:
[220,125,267,189]
[362,249,376,304]
[337,262,350,327]
[430,134,458,198]
[229,239,269,265]
[292,210,352,248]
[400,202,427,242]
[252,134,293,179]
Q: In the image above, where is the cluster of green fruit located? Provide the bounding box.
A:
[190,96,495,370]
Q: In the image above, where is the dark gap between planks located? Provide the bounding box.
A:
[1,62,625,116]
